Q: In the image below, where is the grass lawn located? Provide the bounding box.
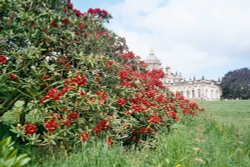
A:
[197,100,250,129]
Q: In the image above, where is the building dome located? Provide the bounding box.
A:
[145,49,162,70]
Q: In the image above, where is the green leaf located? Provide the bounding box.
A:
[6,149,18,160]
[13,154,31,166]
[14,101,25,108]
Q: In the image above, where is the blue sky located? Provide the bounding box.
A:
[72,0,250,80]
[71,0,121,12]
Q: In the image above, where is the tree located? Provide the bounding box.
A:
[221,68,250,99]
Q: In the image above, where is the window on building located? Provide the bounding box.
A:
[211,89,214,99]
[180,91,184,96]
[187,90,190,98]
[198,89,201,98]
[192,90,195,98]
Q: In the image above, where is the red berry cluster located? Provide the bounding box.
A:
[24,124,38,136]
[0,55,7,64]
[93,120,110,133]
[87,8,111,19]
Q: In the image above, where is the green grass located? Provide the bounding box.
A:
[198,100,250,129]
[1,100,250,167]
[25,116,250,167]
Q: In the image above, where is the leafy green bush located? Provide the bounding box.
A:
[0,0,203,147]
[0,137,30,167]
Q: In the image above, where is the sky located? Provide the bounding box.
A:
[71,0,250,80]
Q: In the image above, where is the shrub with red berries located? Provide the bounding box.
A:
[0,0,204,147]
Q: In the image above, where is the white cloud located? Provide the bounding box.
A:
[100,0,250,79]
[163,43,232,78]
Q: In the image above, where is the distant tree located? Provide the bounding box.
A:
[221,68,250,99]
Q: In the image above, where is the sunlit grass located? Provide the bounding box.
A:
[198,100,250,129]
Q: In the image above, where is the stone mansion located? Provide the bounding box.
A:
[145,50,222,100]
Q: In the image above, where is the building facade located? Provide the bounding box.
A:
[167,79,222,100]
[145,50,222,100]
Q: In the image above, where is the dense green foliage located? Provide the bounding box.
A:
[221,68,250,99]
[0,0,119,117]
